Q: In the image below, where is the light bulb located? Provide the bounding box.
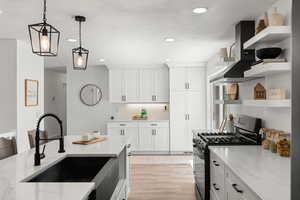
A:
[77,55,84,66]
[41,35,49,51]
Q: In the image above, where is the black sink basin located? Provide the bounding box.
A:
[28,157,110,182]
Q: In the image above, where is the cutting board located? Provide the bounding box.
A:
[72,137,107,145]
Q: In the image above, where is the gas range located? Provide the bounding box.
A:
[193,115,262,200]
[195,131,258,146]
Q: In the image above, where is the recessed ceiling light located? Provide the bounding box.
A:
[165,59,171,62]
[0,10,3,15]
[99,58,105,62]
[67,38,77,42]
[193,7,208,14]
[165,38,175,42]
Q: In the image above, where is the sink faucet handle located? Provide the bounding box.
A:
[40,145,46,159]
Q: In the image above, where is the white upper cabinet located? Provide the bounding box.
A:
[124,69,139,102]
[154,68,169,102]
[109,67,169,103]
[170,67,206,92]
[139,69,155,102]
[109,69,139,103]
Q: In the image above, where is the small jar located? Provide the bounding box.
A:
[270,136,277,153]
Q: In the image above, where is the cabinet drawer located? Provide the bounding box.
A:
[107,122,138,128]
[210,189,220,200]
[210,151,225,177]
[225,166,260,200]
[138,122,169,128]
[211,169,225,200]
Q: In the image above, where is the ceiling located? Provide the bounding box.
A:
[0,0,277,68]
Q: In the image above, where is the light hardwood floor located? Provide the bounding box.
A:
[128,155,196,200]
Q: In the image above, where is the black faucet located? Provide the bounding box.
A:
[35,113,65,166]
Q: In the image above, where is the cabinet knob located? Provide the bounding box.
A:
[213,183,220,191]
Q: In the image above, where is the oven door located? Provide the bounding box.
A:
[193,144,206,200]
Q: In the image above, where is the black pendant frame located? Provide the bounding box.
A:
[28,0,60,57]
[72,16,89,71]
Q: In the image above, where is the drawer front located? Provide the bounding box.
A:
[138,122,169,128]
[210,152,225,178]
[107,122,138,128]
[225,166,260,200]
[210,189,220,200]
[210,152,225,200]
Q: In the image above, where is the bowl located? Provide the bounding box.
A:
[256,48,282,60]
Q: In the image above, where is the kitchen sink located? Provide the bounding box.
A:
[27,157,111,182]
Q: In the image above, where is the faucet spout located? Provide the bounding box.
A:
[35,113,65,166]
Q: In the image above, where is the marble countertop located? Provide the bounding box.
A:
[209,146,290,200]
[0,136,128,200]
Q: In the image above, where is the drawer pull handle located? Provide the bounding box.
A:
[150,124,158,126]
[120,124,126,126]
[213,183,220,191]
[213,160,220,166]
[232,184,243,193]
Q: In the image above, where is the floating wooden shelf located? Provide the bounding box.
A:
[243,99,291,108]
[214,100,242,105]
[244,62,291,77]
[244,26,291,49]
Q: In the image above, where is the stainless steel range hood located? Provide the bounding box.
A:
[210,21,258,84]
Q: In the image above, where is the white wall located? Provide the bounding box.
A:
[67,66,116,135]
[206,0,291,132]
[0,40,17,134]
[44,70,66,138]
[17,40,44,152]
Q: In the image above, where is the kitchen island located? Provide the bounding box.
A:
[209,146,290,200]
[0,136,129,200]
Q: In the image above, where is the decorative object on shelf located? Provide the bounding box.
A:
[277,138,290,157]
[256,19,267,34]
[28,0,60,56]
[80,84,102,106]
[225,83,239,100]
[72,16,89,70]
[254,83,266,100]
[25,79,39,107]
[267,88,286,100]
[264,12,269,27]
[140,108,148,120]
[219,47,235,62]
[270,7,284,26]
[256,47,282,60]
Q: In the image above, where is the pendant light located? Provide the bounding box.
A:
[28,0,60,56]
[72,16,89,70]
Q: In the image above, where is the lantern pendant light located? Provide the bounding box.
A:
[28,0,60,56]
[72,16,89,70]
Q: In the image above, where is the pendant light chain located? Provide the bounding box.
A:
[79,20,82,48]
[43,0,47,23]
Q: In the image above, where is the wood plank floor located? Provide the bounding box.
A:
[128,155,196,200]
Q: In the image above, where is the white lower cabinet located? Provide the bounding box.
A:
[210,151,261,200]
[107,121,169,152]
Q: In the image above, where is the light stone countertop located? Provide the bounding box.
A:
[209,146,290,200]
[0,136,128,200]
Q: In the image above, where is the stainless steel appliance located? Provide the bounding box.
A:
[193,115,261,200]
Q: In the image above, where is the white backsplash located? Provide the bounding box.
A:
[111,104,169,121]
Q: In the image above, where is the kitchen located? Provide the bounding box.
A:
[0,0,298,200]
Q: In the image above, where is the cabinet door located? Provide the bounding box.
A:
[186,92,206,152]
[124,127,139,151]
[139,69,155,102]
[124,69,139,102]
[186,67,206,91]
[154,127,169,151]
[170,92,189,152]
[225,179,243,200]
[170,68,187,91]
[108,127,123,136]
[109,69,124,103]
[154,68,169,102]
[139,127,154,151]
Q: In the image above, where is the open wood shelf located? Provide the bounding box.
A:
[243,99,291,108]
[244,62,291,77]
[244,26,291,49]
